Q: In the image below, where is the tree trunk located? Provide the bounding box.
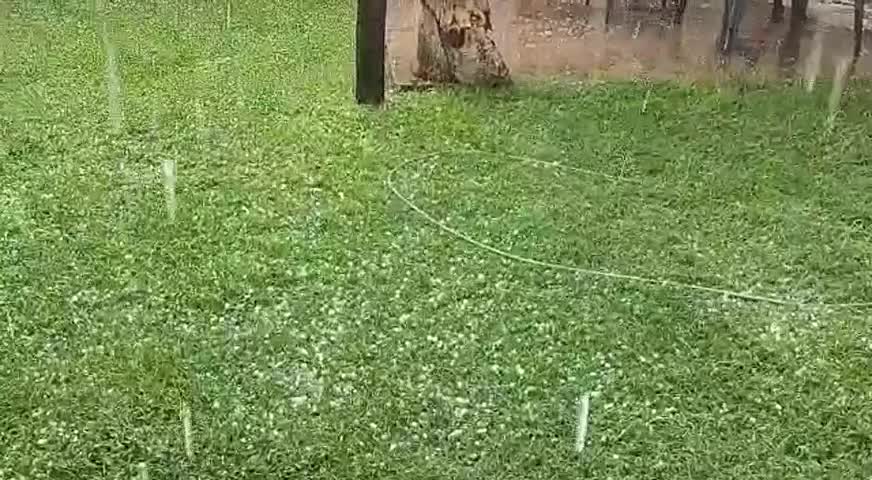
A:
[717,0,746,59]
[790,0,808,22]
[770,0,784,23]
[415,0,511,85]
[673,0,689,24]
[606,0,629,30]
[605,0,615,28]
[778,15,803,73]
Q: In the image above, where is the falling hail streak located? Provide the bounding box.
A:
[575,393,591,454]
[827,57,852,130]
[100,18,123,136]
[162,159,177,222]
[195,101,208,144]
[137,462,149,480]
[180,402,193,460]
[804,30,824,92]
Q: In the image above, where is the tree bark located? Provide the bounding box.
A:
[717,0,746,58]
[606,0,628,30]
[770,0,784,23]
[778,15,803,73]
[790,0,808,22]
[673,0,689,24]
[415,0,511,85]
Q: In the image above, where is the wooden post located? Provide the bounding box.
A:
[855,0,866,59]
[355,0,388,105]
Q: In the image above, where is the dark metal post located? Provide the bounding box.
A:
[355,0,388,105]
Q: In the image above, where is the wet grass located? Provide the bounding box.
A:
[2,1,872,478]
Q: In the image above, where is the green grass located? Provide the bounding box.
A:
[2,1,872,478]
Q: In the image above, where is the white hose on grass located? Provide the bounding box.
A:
[386,150,872,309]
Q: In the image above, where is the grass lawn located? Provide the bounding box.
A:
[2,1,872,478]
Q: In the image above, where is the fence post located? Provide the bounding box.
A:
[355,0,388,105]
